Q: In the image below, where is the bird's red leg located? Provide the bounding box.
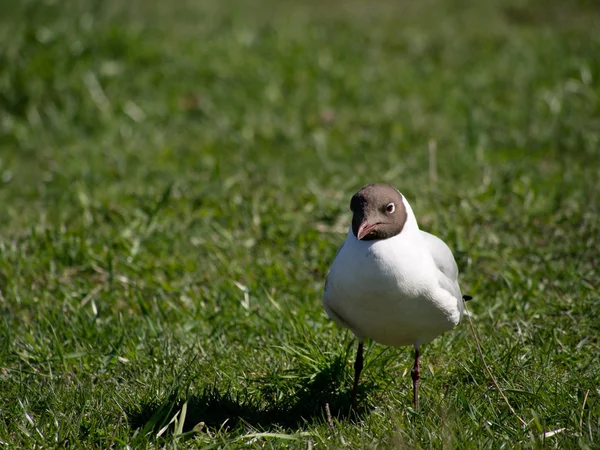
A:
[351,341,364,409]
[411,346,420,410]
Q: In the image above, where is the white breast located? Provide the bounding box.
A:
[323,226,462,347]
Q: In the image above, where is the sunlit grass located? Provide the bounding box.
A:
[0,0,598,448]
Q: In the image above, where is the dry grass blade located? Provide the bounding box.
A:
[464,303,528,429]
[579,390,589,431]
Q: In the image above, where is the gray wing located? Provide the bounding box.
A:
[420,231,464,317]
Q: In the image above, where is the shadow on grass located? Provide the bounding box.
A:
[128,355,375,436]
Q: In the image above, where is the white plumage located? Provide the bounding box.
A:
[322,184,467,409]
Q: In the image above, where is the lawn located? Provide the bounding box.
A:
[0,0,599,448]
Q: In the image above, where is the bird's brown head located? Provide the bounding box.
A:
[350,184,408,241]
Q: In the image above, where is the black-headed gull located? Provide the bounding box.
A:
[322,184,469,410]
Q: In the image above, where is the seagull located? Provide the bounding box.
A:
[322,183,470,410]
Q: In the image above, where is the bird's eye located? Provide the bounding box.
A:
[386,202,395,214]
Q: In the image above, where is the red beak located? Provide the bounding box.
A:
[357,220,376,240]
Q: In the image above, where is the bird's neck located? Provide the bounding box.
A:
[400,197,421,236]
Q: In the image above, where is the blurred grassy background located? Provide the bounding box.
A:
[0,0,599,448]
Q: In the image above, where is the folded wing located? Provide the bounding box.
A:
[420,231,464,317]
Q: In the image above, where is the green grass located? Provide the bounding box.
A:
[1,0,599,448]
